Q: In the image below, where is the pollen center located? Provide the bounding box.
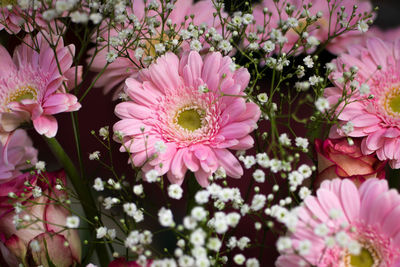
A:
[383,87,400,117]
[0,0,16,6]
[349,248,374,267]
[8,86,37,103]
[175,108,203,131]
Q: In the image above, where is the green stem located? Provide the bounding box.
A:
[44,137,110,266]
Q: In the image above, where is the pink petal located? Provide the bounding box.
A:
[339,179,360,223]
[33,115,58,138]
[213,148,243,178]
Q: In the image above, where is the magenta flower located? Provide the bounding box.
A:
[0,33,81,138]
[113,51,260,186]
[276,178,400,266]
[253,0,372,55]
[326,37,400,168]
[0,129,37,182]
[0,170,81,266]
[89,0,223,98]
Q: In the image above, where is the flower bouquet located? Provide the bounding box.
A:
[0,0,399,266]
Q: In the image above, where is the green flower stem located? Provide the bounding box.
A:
[44,137,110,266]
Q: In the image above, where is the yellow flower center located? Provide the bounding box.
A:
[384,87,400,117]
[349,248,374,267]
[4,86,37,111]
[344,246,380,267]
[175,107,204,131]
[0,0,16,6]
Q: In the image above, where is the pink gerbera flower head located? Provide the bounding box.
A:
[326,37,400,168]
[113,51,261,187]
[276,178,400,267]
[0,129,37,183]
[89,0,224,99]
[252,0,372,55]
[0,32,82,138]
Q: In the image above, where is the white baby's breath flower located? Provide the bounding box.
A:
[168,184,183,199]
[89,151,100,160]
[145,169,159,183]
[133,184,143,195]
[35,161,46,173]
[303,55,314,68]
[32,186,42,198]
[66,216,80,228]
[106,51,118,63]
[154,140,167,154]
[315,97,330,112]
[158,207,174,227]
[96,227,107,239]
[93,177,104,191]
[89,13,102,24]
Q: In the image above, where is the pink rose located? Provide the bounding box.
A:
[0,170,81,266]
[315,138,386,188]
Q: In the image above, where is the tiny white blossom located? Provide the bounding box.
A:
[279,133,291,146]
[252,169,265,183]
[32,186,42,198]
[309,75,320,86]
[218,40,233,53]
[70,11,89,23]
[89,151,100,160]
[133,184,143,195]
[89,13,102,24]
[66,216,80,228]
[154,140,167,154]
[298,240,311,255]
[233,254,246,265]
[96,227,107,239]
[106,51,118,63]
[190,39,202,52]
[123,203,137,217]
[262,41,275,53]
[357,20,369,33]
[155,43,165,54]
[299,187,311,200]
[257,93,268,103]
[295,137,309,149]
[168,184,183,199]
[93,177,104,191]
[30,240,41,252]
[303,55,314,68]
[341,122,354,135]
[359,83,370,95]
[158,207,174,227]
[242,13,253,25]
[145,169,159,183]
[35,161,46,173]
[314,223,329,236]
[315,97,330,112]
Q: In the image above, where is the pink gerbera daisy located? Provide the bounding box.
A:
[0,129,37,182]
[276,178,400,266]
[113,51,260,186]
[326,37,400,168]
[89,0,223,99]
[0,33,81,138]
[253,0,372,55]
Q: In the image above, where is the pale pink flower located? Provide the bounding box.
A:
[0,170,81,266]
[326,37,400,168]
[89,0,223,99]
[0,33,81,138]
[253,0,372,55]
[0,129,37,182]
[276,178,400,266]
[113,51,260,186]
